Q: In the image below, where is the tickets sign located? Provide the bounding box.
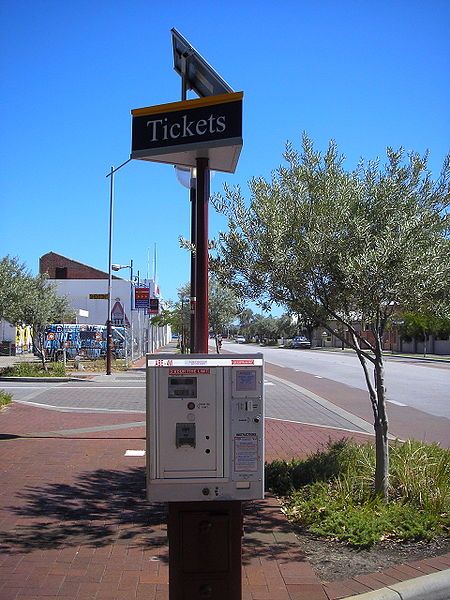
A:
[131,92,243,173]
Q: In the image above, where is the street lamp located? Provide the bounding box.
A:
[112,261,134,363]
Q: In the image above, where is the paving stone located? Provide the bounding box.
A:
[1,382,448,600]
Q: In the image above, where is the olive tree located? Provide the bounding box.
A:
[18,274,74,369]
[1,256,74,369]
[208,275,242,351]
[212,135,450,499]
[0,256,31,322]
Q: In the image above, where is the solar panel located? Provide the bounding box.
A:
[171,28,234,98]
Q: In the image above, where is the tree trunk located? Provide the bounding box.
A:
[33,330,48,372]
[373,347,389,499]
[353,329,389,501]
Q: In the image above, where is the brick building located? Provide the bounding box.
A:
[40,252,121,281]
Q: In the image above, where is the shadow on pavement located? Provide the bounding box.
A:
[0,467,168,555]
[1,466,307,565]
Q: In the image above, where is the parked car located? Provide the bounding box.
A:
[235,335,246,343]
[292,336,311,349]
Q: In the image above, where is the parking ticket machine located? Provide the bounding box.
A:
[146,353,264,502]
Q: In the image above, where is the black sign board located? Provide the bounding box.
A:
[131,92,243,173]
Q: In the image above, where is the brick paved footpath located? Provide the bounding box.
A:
[0,394,449,598]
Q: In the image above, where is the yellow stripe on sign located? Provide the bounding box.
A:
[131,91,243,117]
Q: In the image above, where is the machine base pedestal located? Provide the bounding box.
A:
[168,500,243,600]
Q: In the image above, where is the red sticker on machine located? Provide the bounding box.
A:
[168,368,211,375]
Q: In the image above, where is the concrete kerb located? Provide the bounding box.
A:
[344,568,450,600]
[0,370,147,383]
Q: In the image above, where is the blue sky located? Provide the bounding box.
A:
[1,0,449,309]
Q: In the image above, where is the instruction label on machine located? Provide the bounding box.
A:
[234,432,258,472]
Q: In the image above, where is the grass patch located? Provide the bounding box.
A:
[68,358,129,372]
[0,390,13,408]
[1,362,66,377]
[0,358,130,376]
[265,439,450,548]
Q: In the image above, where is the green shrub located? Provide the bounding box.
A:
[265,460,297,496]
[265,439,364,495]
[310,502,388,548]
[385,503,442,541]
[389,440,450,514]
[0,390,13,408]
[2,362,66,377]
[284,481,447,548]
[266,438,450,548]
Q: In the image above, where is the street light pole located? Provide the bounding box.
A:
[105,158,131,376]
[130,259,134,363]
[106,166,114,376]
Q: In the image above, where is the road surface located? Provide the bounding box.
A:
[1,345,448,446]
[224,342,450,419]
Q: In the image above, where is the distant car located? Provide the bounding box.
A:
[292,336,311,349]
[235,335,246,343]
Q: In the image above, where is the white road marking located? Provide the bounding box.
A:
[125,450,146,457]
[0,385,144,389]
[266,416,375,436]
[0,386,48,389]
[13,399,145,413]
[388,400,407,407]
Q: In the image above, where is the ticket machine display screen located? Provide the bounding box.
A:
[235,369,257,392]
[168,377,197,398]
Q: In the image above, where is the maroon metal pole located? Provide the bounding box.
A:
[195,157,209,353]
[189,177,197,354]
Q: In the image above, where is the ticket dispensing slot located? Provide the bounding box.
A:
[176,423,196,448]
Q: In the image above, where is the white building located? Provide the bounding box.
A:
[39,252,170,358]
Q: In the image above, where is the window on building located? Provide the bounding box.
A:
[55,267,67,279]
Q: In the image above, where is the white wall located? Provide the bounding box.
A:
[0,319,15,342]
[52,278,170,359]
[54,279,131,325]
